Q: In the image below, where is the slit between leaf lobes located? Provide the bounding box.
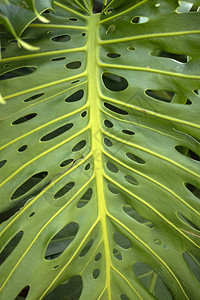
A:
[87,13,111,299]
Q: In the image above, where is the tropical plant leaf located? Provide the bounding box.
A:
[0,0,200,299]
[0,0,54,50]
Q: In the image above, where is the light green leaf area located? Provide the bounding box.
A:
[0,0,200,299]
[0,0,54,50]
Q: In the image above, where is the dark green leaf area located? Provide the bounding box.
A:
[102,72,128,91]
[175,145,200,161]
[133,262,172,300]
[45,222,79,260]
[44,275,82,300]
[123,205,154,228]
[0,231,23,265]
[183,253,200,283]
[0,67,37,81]
[11,171,48,200]
[40,123,74,141]
[120,294,129,300]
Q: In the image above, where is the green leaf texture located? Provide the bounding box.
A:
[0,0,200,299]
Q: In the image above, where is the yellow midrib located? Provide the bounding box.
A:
[87,13,112,299]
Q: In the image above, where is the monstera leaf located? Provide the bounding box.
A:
[0,0,200,299]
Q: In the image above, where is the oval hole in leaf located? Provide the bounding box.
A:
[80,239,94,257]
[124,175,139,186]
[29,212,35,217]
[175,146,200,161]
[12,113,37,125]
[145,90,175,103]
[43,275,82,300]
[68,18,78,21]
[81,111,87,117]
[150,50,188,63]
[107,184,120,194]
[128,47,135,51]
[106,24,115,34]
[93,269,100,279]
[104,102,128,115]
[95,252,101,261]
[177,212,200,231]
[1,47,6,52]
[65,89,84,102]
[104,138,113,147]
[0,160,7,168]
[104,119,113,128]
[71,79,80,84]
[122,129,135,135]
[51,34,71,42]
[41,123,73,141]
[15,285,30,299]
[106,162,118,173]
[82,32,86,36]
[153,239,161,245]
[121,295,129,300]
[185,183,200,199]
[18,145,27,152]
[11,171,48,200]
[113,248,122,260]
[45,222,79,260]
[0,67,37,81]
[77,188,93,208]
[72,140,86,151]
[0,231,23,265]
[54,182,75,199]
[133,262,172,300]
[182,252,200,283]
[114,232,131,249]
[60,158,74,167]
[107,52,121,58]
[126,152,145,164]
[123,205,154,228]
[85,163,90,170]
[102,72,128,91]
[51,57,66,61]
[66,61,81,69]
[131,16,149,24]
[24,93,44,102]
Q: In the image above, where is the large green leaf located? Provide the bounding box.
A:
[0,0,200,299]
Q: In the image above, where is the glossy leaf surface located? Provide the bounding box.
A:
[0,0,200,299]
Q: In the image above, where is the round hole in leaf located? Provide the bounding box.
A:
[82,32,86,36]
[81,111,87,117]
[72,140,86,151]
[102,72,128,91]
[107,184,120,194]
[113,248,122,260]
[51,34,71,42]
[85,163,90,170]
[95,252,101,261]
[122,129,135,135]
[104,119,113,128]
[93,269,100,279]
[18,145,27,152]
[24,93,44,102]
[104,138,113,147]
[66,61,81,69]
[12,113,37,125]
[65,89,84,102]
[124,175,139,186]
[106,162,118,173]
[0,160,7,168]
[80,239,94,257]
[128,47,135,51]
[107,52,121,58]
[60,158,74,167]
[114,232,132,249]
[106,25,115,34]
